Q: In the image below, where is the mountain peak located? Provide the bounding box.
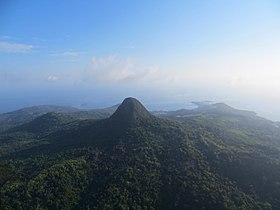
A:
[109,97,152,124]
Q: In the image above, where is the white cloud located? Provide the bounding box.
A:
[0,41,34,53]
[86,55,159,84]
[32,37,51,42]
[50,51,85,57]
[47,75,59,81]
[127,65,160,82]
[91,55,134,82]
[0,35,16,40]
[124,45,136,49]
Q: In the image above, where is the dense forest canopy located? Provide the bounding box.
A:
[0,98,280,209]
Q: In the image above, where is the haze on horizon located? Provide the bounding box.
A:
[1,0,280,120]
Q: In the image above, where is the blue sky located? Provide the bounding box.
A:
[1,0,280,120]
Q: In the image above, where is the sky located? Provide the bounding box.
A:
[1,0,280,120]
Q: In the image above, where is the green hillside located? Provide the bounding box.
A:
[0,98,279,209]
[0,105,116,132]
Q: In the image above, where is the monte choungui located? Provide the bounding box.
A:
[1,97,280,209]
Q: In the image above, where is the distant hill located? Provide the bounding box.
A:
[155,102,257,118]
[0,105,78,130]
[0,98,280,209]
[0,104,117,132]
[10,112,75,135]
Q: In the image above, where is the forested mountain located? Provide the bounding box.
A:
[154,102,257,118]
[0,105,117,132]
[0,98,280,209]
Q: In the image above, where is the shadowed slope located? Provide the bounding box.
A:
[109,97,153,125]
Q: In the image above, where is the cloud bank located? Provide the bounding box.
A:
[0,41,34,53]
[85,55,160,84]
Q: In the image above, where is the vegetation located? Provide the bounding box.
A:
[0,98,279,209]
